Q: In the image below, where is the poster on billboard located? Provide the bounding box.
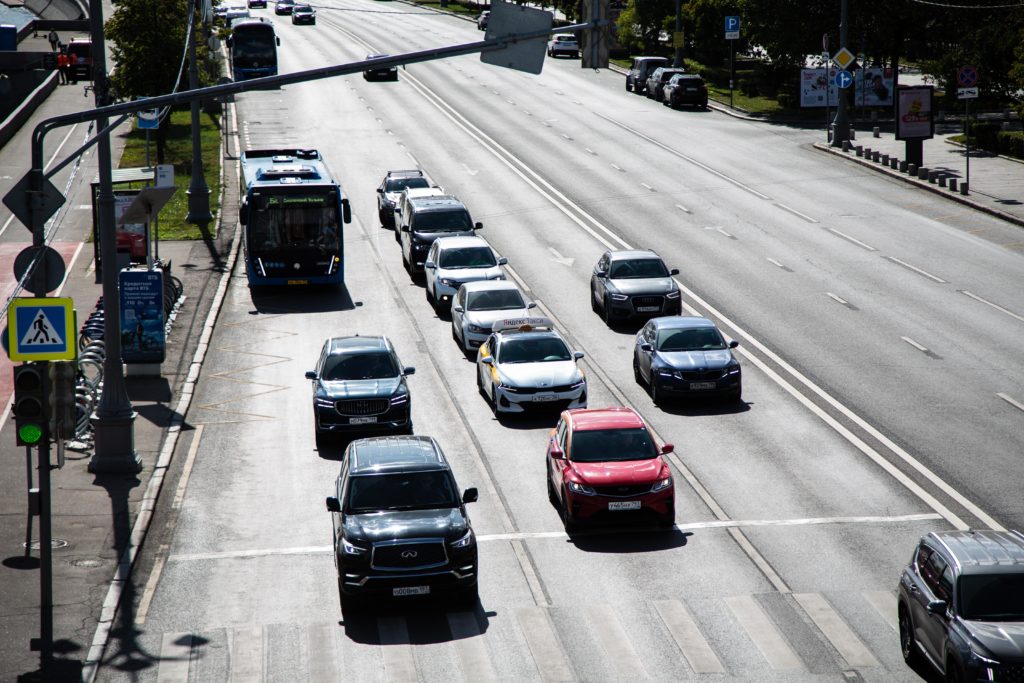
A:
[855,67,894,106]
[119,268,166,364]
[800,68,839,107]
[895,85,934,140]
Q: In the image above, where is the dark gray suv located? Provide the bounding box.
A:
[398,195,482,279]
[898,529,1024,681]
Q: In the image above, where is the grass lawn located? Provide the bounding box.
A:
[118,108,222,240]
[409,0,479,15]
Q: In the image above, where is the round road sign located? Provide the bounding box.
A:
[957,65,978,88]
[13,246,67,294]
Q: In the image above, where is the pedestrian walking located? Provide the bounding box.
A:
[48,29,59,52]
[57,48,69,85]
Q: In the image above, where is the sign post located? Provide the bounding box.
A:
[957,65,979,194]
[724,16,739,108]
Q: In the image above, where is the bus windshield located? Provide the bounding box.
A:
[250,192,339,252]
[233,28,276,65]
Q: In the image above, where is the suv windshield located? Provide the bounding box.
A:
[440,247,496,269]
[571,428,658,462]
[657,327,726,352]
[468,289,524,311]
[958,574,1024,621]
[413,209,473,233]
[386,177,429,193]
[609,259,669,279]
[347,470,459,513]
[498,337,570,363]
[322,351,398,381]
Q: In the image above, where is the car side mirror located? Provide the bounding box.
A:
[452,304,464,313]
[481,357,493,366]
[661,443,674,454]
[462,488,479,504]
[376,188,383,193]
[341,198,352,224]
[401,224,410,232]
[595,270,607,278]
[640,343,653,352]
[527,302,537,309]
[549,447,565,460]
[926,599,947,615]
[573,351,584,361]
[497,256,508,265]
[474,222,483,230]
[305,370,317,380]
[729,340,739,349]
[424,260,435,269]
[669,268,680,276]
[403,366,416,375]
[325,496,341,512]
[276,37,281,46]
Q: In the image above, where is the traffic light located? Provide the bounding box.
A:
[13,363,47,446]
[48,361,76,441]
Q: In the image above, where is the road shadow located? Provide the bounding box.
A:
[567,527,691,553]
[491,410,561,431]
[650,397,751,417]
[341,600,493,645]
[249,285,358,314]
[125,377,173,403]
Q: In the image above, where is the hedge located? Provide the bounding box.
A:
[967,121,1024,160]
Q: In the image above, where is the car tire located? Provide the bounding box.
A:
[649,376,662,405]
[730,385,743,403]
[946,660,964,683]
[590,288,600,313]
[633,357,644,385]
[426,284,436,309]
[898,605,920,667]
[547,472,558,506]
[340,584,362,614]
[457,583,479,609]
[378,209,389,226]
[560,491,579,532]
[658,513,675,529]
[477,366,487,398]
[602,297,614,326]
[490,387,500,416]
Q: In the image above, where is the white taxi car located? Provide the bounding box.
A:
[476,317,587,414]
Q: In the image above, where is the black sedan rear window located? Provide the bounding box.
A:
[571,428,657,462]
[347,471,459,513]
[322,351,398,381]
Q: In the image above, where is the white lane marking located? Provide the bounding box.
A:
[901,336,930,353]
[827,292,849,305]
[584,148,596,155]
[675,203,690,213]
[960,290,1024,323]
[641,182,655,191]
[573,100,582,105]
[561,133,572,141]
[516,607,576,682]
[491,90,499,95]
[862,590,899,632]
[611,163,623,171]
[172,424,204,510]
[506,98,515,104]
[462,163,479,176]
[448,612,497,682]
[522,109,531,116]
[306,622,342,683]
[542,120,552,127]
[405,151,417,163]
[156,633,193,683]
[375,117,383,124]
[766,258,786,269]
[654,599,725,674]
[548,247,575,267]
[378,617,417,682]
[229,626,264,683]
[793,593,879,668]
[774,203,818,223]
[596,112,771,199]
[134,546,167,626]
[827,228,877,251]
[997,393,1024,413]
[885,256,948,283]
[588,604,649,679]
[725,595,804,671]
[167,513,940,563]
[716,227,733,238]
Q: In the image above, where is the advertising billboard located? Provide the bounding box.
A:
[895,85,934,140]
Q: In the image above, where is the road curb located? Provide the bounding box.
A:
[813,141,1024,230]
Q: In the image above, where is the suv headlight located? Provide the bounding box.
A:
[652,476,673,492]
[390,391,409,405]
[467,323,487,333]
[440,278,456,287]
[725,364,741,376]
[609,293,629,301]
[567,480,596,496]
[341,538,367,555]
[666,290,681,300]
[570,378,586,390]
[449,529,475,549]
[315,396,335,408]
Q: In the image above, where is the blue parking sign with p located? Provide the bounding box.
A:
[7,297,76,361]
[726,16,740,32]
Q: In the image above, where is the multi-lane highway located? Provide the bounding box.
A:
[93,1,1023,680]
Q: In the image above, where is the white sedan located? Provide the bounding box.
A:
[451,281,535,353]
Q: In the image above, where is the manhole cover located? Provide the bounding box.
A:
[70,558,103,568]
[23,539,69,550]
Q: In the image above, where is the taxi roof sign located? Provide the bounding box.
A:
[7,297,76,361]
[491,316,554,333]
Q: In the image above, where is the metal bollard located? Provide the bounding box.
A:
[918,167,929,180]
[960,182,969,195]
[927,170,938,183]
[842,140,852,152]
[881,154,889,164]
[873,126,880,138]
[855,145,864,157]
[850,128,856,140]
[939,175,947,188]
[948,178,958,192]
[907,163,917,175]
[899,160,907,172]
[890,157,899,169]
[872,151,881,162]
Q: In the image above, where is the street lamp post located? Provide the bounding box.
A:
[185,0,212,225]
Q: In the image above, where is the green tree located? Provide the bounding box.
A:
[618,0,674,53]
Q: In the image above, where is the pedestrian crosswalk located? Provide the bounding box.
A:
[120,590,914,682]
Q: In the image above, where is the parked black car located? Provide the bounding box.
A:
[663,74,708,109]
[644,66,688,101]
[590,249,681,324]
[326,436,479,611]
[306,335,414,448]
[898,529,1024,682]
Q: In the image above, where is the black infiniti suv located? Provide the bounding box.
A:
[397,194,482,280]
[326,436,479,611]
[898,529,1024,681]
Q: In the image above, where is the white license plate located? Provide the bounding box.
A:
[349,416,378,424]
[689,382,717,390]
[636,306,660,312]
[609,501,641,511]
[532,393,557,402]
[393,586,430,597]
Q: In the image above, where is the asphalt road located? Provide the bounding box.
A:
[93,1,1022,680]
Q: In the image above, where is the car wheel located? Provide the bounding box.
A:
[340,585,362,614]
[490,387,500,415]
[547,472,557,505]
[457,583,479,609]
[898,605,920,667]
[590,288,600,313]
[602,296,614,325]
[477,366,487,397]
[560,491,579,532]
[426,284,436,308]
[633,357,644,385]
[946,659,964,683]
[649,376,662,405]
[658,512,675,529]
[730,385,743,403]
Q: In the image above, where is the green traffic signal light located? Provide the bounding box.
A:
[13,363,47,447]
[17,423,43,445]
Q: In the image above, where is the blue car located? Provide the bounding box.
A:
[633,316,742,403]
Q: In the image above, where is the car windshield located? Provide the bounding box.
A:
[414,210,473,233]
[609,258,669,279]
[498,337,571,363]
[467,289,525,311]
[958,574,1024,621]
[571,427,658,462]
[657,327,726,352]
[322,351,398,381]
[386,177,429,193]
[440,247,496,269]
[346,471,459,513]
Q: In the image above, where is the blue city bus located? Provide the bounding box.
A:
[227,18,279,81]
[239,149,352,286]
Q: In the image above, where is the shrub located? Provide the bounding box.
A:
[776,92,793,109]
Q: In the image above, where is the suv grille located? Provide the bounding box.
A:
[996,664,1024,683]
[335,399,389,416]
[593,484,653,497]
[371,540,447,571]
[631,296,663,312]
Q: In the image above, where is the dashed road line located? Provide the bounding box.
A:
[901,336,930,353]
[827,228,877,251]
[774,203,818,223]
[675,204,690,213]
[725,596,804,671]
[885,256,947,283]
[960,290,1024,323]
[641,182,655,191]
[793,593,879,668]
[766,257,787,269]
[827,292,849,306]
[997,392,1024,413]
[611,163,623,171]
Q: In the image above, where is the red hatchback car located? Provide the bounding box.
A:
[546,407,675,530]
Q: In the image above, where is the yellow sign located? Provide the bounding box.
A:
[7,297,77,361]
[832,47,856,70]
[673,32,685,49]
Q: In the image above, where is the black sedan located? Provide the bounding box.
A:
[633,316,742,403]
[590,249,681,324]
[363,53,398,81]
[306,335,414,448]
[291,3,315,23]
[274,0,293,14]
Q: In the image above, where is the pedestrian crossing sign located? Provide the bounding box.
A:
[7,297,76,361]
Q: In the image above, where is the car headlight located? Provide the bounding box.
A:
[570,378,586,390]
[390,392,409,405]
[467,323,487,333]
[567,480,596,496]
[609,293,629,301]
[491,274,506,280]
[652,476,673,492]
[666,290,681,300]
[440,278,456,287]
[315,396,335,407]
[341,538,367,555]
[449,528,475,549]
[656,367,674,377]
[725,365,741,376]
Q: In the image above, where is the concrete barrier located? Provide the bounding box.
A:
[890,157,898,169]
[842,140,852,152]
[872,151,880,162]
[881,154,889,164]
[927,170,938,183]
[939,175,947,188]
[873,126,880,138]
[899,160,907,172]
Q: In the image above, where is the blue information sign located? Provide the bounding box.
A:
[725,16,740,39]
[835,70,853,89]
[7,297,76,361]
[119,268,166,363]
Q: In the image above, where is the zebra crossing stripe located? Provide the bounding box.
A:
[793,593,879,668]
[229,626,264,682]
[862,590,898,632]
[305,622,342,683]
[653,599,725,674]
[725,595,804,671]
[517,607,576,682]
[587,604,649,680]
[378,617,418,681]
[447,612,498,681]
[156,633,193,683]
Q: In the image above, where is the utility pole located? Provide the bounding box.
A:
[186,0,212,225]
[87,0,141,474]
[830,0,850,147]
[672,0,683,67]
